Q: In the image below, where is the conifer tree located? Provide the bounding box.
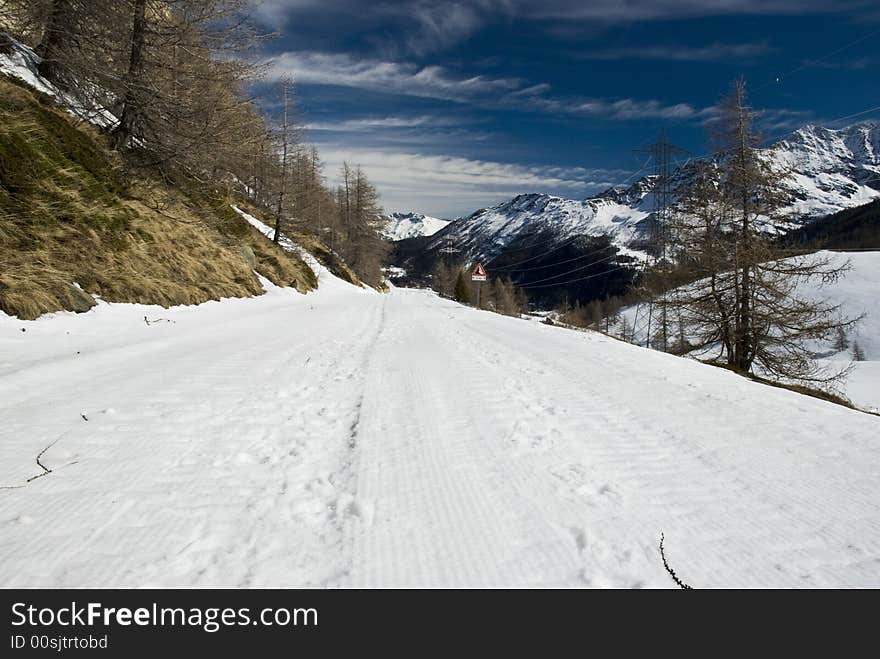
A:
[671,79,859,385]
[454,270,471,304]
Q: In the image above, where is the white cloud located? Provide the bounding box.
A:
[506,0,870,21]
[304,115,447,131]
[268,50,713,122]
[522,95,712,121]
[256,0,318,23]
[266,51,522,102]
[316,147,623,217]
[257,0,870,28]
[402,2,484,56]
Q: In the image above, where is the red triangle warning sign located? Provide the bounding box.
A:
[471,263,487,281]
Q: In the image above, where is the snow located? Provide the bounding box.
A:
[2,281,879,587]
[0,37,56,97]
[613,251,880,412]
[382,212,450,240]
[0,36,117,128]
[231,204,364,291]
[433,193,650,266]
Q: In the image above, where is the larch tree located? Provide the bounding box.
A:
[671,79,859,386]
[431,260,456,298]
[273,76,294,243]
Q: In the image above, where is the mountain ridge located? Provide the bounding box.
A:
[423,120,880,267]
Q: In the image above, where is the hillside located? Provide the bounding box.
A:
[0,74,323,319]
[781,199,880,250]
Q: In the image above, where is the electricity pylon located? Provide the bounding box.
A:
[634,130,689,351]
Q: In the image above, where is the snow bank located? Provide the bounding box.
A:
[613,250,880,411]
[231,204,370,295]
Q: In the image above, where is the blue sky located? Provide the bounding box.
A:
[255,1,880,218]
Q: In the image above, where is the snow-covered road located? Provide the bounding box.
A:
[2,280,879,587]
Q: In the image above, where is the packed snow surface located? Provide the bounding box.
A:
[1,282,879,587]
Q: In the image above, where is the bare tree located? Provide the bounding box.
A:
[671,80,860,386]
[34,0,76,82]
[273,76,293,243]
[431,260,455,297]
[112,0,147,149]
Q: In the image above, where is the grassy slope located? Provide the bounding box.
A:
[0,76,319,319]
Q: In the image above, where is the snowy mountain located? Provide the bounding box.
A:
[426,191,651,265]
[427,122,880,266]
[382,212,450,240]
[771,123,880,220]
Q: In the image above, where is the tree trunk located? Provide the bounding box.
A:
[734,91,753,371]
[36,0,75,83]
[113,0,148,150]
[274,80,291,244]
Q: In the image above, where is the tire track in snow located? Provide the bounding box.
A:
[321,295,388,586]
[345,292,598,586]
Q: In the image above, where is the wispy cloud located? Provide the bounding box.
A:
[258,0,874,31]
[396,2,485,56]
[304,115,450,131]
[316,147,624,216]
[260,0,488,57]
[520,95,714,121]
[268,51,714,122]
[266,51,522,102]
[509,83,553,97]
[504,0,873,22]
[578,42,773,62]
[756,108,816,134]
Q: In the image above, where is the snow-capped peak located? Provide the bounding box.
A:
[382,212,450,241]
[428,120,880,266]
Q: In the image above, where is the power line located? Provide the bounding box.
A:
[822,105,880,127]
[520,264,633,289]
[752,26,880,95]
[498,240,623,273]
[515,251,622,286]
[634,130,689,264]
[487,234,583,271]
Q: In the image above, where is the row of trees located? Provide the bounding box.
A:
[2,0,266,176]
[556,295,626,334]
[0,0,389,286]
[431,261,527,316]
[638,80,859,385]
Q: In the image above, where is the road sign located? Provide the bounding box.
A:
[471,263,487,282]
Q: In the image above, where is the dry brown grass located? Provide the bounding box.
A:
[0,76,316,319]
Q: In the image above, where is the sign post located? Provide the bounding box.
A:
[471,263,487,308]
